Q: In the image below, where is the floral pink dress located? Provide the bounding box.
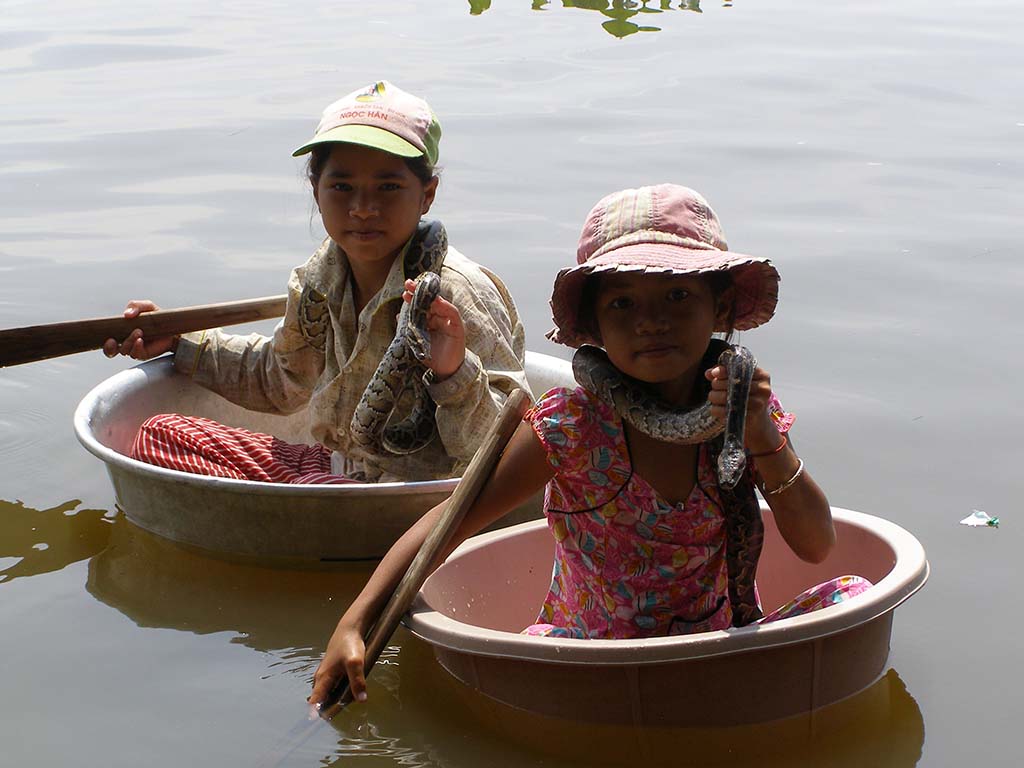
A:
[524,386,869,640]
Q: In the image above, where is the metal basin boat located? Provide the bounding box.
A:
[74,351,573,564]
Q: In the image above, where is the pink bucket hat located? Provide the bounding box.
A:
[292,80,442,166]
[547,184,780,347]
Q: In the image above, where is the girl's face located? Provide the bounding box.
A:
[594,272,732,402]
[313,143,438,269]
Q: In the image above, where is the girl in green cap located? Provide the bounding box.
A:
[103,81,529,484]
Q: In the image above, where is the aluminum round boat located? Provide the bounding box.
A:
[74,351,573,563]
[406,505,929,727]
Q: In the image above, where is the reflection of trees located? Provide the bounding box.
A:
[470,0,713,38]
[0,498,112,583]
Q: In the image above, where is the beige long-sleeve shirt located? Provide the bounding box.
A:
[173,236,530,481]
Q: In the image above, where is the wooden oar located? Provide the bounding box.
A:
[255,387,531,767]
[321,386,531,716]
[0,295,288,368]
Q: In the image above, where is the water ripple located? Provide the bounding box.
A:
[10,42,223,73]
[0,31,49,52]
[0,403,52,461]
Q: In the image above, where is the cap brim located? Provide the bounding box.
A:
[292,124,424,158]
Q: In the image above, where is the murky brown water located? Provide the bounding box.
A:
[2,1,1022,765]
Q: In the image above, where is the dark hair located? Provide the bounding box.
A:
[705,271,738,340]
[576,270,737,345]
[577,273,603,344]
[306,143,437,188]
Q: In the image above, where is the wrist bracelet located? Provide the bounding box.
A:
[751,434,787,458]
[765,458,804,496]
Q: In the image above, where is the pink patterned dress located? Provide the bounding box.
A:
[523,387,869,640]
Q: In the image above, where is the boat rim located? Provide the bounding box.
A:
[72,357,460,498]
[405,506,930,666]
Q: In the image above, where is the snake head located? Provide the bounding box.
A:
[717,449,747,489]
[408,327,431,362]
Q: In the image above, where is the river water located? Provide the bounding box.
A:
[1,1,1021,766]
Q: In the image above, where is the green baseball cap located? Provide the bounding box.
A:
[293,80,441,166]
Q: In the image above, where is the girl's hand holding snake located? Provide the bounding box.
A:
[402,278,465,380]
[706,362,781,455]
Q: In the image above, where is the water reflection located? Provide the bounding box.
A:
[86,514,368,661]
[304,630,925,767]
[470,0,718,37]
[255,708,446,768]
[433,664,925,766]
[79,512,925,767]
[0,498,112,583]
[87,516,537,767]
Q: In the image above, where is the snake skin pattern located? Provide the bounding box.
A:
[349,220,448,455]
[710,433,765,626]
[715,345,757,489]
[572,341,756,488]
[298,284,329,353]
[573,338,764,626]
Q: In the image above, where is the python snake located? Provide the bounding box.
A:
[573,340,757,488]
[349,220,447,455]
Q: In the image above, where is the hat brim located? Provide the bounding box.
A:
[547,242,780,348]
[292,124,424,158]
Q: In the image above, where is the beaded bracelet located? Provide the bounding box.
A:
[750,434,787,458]
[765,458,804,496]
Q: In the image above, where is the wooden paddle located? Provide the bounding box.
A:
[255,387,531,767]
[321,385,531,716]
[0,295,288,368]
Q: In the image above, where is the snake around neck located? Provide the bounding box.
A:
[349,219,448,456]
[573,339,766,626]
[572,339,757,488]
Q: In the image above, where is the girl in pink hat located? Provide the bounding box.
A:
[101,81,529,484]
[310,184,870,706]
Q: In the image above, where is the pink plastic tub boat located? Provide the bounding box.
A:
[406,505,928,727]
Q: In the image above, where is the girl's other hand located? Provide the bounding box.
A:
[403,278,465,380]
[101,300,179,360]
[309,621,369,709]
[706,363,780,454]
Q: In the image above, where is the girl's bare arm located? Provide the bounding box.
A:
[708,363,835,563]
[309,421,553,706]
[750,435,834,563]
